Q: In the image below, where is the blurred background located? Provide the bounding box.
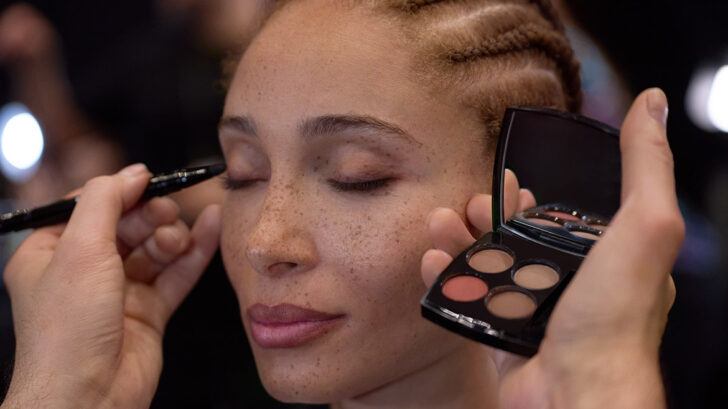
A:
[0,0,725,408]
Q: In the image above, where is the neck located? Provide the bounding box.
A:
[331,341,499,409]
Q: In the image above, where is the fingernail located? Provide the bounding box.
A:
[646,88,669,127]
[120,163,147,177]
[426,209,436,226]
[426,208,444,226]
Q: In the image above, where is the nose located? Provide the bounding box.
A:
[245,182,319,277]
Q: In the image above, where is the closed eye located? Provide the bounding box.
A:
[220,175,264,190]
[327,178,393,192]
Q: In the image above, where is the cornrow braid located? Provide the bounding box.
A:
[446,22,581,112]
[528,0,565,31]
[379,0,583,157]
[403,0,564,30]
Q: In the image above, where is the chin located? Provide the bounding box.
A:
[248,321,462,405]
[254,352,367,404]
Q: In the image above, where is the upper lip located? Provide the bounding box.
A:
[247,303,343,325]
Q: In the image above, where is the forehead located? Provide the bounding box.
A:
[226,1,434,123]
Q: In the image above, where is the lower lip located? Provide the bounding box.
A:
[250,317,345,348]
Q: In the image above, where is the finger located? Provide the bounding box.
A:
[428,208,476,258]
[503,169,522,220]
[620,89,675,206]
[466,194,493,238]
[569,89,684,306]
[518,189,537,212]
[153,205,222,325]
[613,89,684,270]
[57,164,151,258]
[117,197,180,258]
[123,220,191,283]
[421,249,454,288]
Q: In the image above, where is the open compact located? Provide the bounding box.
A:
[421,106,622,356]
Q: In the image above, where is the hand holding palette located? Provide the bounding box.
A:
[421,107,621,356]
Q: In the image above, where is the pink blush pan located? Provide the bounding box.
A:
[442,276,489,302]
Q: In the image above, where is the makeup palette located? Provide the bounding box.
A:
[421,107,621,356]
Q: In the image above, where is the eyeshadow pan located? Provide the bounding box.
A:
[570,230,601,240]
[526,217,562,227]
[486,290,536,319]
[468,249,514,273]
[513,264,559,290]
[442,275,488,302]
[546,211,580,221]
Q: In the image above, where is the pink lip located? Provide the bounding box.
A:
[247,303,345,348]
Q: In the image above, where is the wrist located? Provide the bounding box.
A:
[2,370,105,409]
[548,348,665,409]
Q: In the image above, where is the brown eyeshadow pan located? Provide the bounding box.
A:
[442,275,488,302]
[513,264,559,290]
[468,248,514,273]
[486,290,536,319]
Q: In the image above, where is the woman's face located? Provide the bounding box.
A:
[220,1,491,403]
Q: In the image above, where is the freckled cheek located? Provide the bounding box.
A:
[220,199,257,298]
[325,204,432,320]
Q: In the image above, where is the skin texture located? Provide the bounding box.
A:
[0,1,682,409]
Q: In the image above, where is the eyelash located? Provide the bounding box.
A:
[328,178,393,192]
[221,176,393,192]
[220,176,261,190]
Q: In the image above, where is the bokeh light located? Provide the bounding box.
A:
[0,103,44,183]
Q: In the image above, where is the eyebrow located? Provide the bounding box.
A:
[218,115,257,135]
[218,114,420,146]
[301,114,420,145]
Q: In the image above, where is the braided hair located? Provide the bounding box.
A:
[236,0,582,154]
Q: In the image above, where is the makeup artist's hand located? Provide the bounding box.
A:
[1,164,222,409]
[421,88,683,409]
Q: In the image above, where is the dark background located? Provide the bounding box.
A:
[0,0,727,408]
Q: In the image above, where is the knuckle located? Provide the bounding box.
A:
[667,277,677,307]
[3,255,19,289]
[637,206,685,247]
[145,197,180,224]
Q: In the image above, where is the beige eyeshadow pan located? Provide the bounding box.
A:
[513,264,559,290]
[468,248,514,273]
[486,290,536,319]
[442,275,489,302]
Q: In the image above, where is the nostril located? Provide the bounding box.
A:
[267,262,298,275]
